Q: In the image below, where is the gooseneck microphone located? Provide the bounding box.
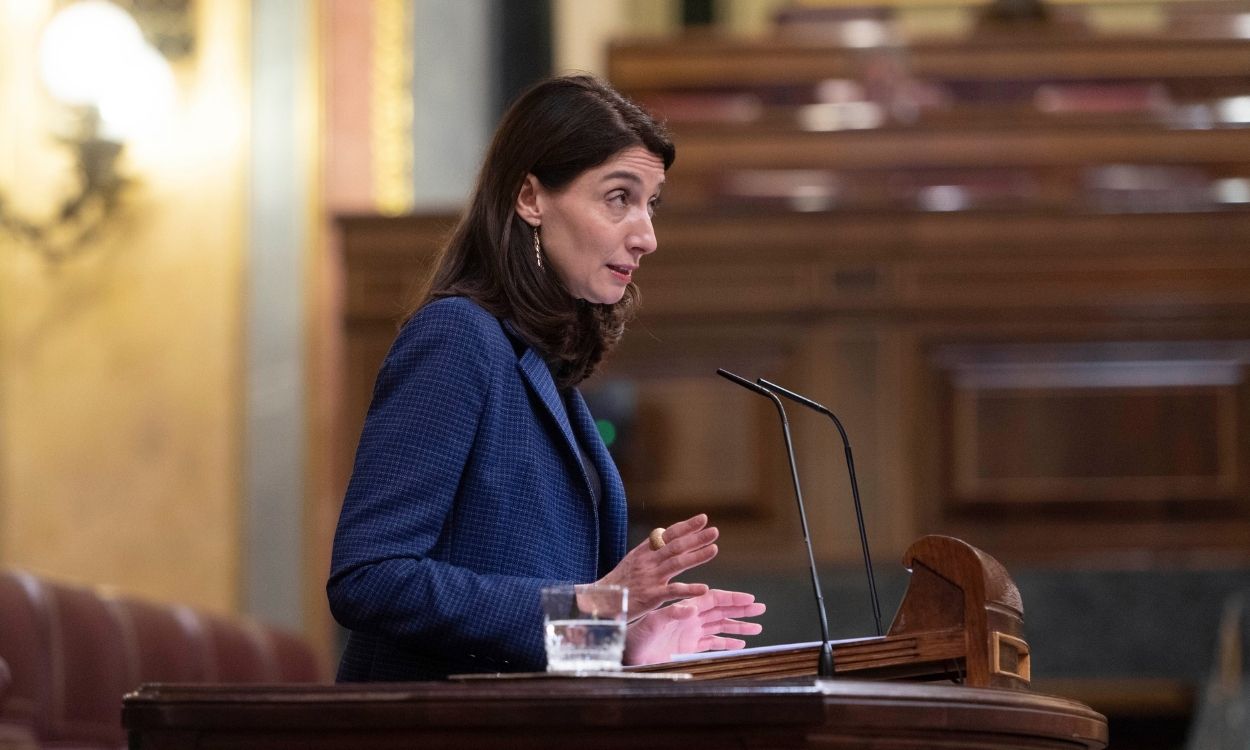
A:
[716,368,835,678]
[757,378,883,637]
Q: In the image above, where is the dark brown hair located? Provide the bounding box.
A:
[413,74,675,388]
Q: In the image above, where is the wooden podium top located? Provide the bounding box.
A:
[123,677,1107,750]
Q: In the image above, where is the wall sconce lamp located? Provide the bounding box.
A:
[0,0,177,265]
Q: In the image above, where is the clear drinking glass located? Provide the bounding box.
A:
[540,583,628,673]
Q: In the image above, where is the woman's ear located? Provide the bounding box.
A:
[514,174,543,226]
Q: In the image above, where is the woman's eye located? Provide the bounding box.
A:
[608,191,628,206]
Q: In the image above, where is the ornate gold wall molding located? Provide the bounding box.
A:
[371,0,414,216]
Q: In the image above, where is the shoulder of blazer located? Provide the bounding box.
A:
[395,297,516,361]
[415,296,543,362]
[365,297,514,405]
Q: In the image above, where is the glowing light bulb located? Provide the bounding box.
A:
[38,1,176,141]
[98,43,177,140]
[38,1,145,106]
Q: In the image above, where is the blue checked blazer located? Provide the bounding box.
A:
[327,296,629,681]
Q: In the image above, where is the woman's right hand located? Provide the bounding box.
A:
[623,588,766,666]
[596,513,719,618]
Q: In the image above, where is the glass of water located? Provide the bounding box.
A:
[540,583,628,673]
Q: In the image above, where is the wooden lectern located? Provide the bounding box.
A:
[632,535,1031,687]
[122,536,1108,750]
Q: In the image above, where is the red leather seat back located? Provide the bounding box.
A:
[0,567,328,749]
[0,655,11,700]
[0,570,49,746]
[201,612,280,682]
[43,580,131,747]
[107,597,211,684]
[268,628,325,682]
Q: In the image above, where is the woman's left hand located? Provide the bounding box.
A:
[623,589,766,666]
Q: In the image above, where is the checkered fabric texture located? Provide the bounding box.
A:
[328,297,628,681]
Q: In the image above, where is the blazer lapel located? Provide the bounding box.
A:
[506,325,597,515]
[515,348,581,464]
[566,389,629,565]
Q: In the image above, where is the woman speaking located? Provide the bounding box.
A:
[327,75,764,681]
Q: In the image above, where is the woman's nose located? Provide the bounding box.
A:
[632,212,658,255]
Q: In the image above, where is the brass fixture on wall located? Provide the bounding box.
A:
[0,0,187,264]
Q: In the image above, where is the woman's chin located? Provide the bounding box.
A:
[579,290,628,305]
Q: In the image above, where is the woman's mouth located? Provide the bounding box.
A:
[607,264,634,283]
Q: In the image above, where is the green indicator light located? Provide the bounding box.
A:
[595,418,617,447]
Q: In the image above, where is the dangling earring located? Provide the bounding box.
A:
[533,225,543,269]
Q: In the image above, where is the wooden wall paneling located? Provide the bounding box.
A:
[937,341,1247,507]
[610,36,1250,91]
[899,212,1250,256]
[913,333,1250,566]
[899,248,1250,314]
[662,162,1250,216]
[599,319,814,570]
[668,128,1250,173]
[637,259,820,316]
[876,325,923,558]
[617,374,764,517]
[786,323,918,566]
[787,326,876,564]
[909,40,1250,81]
[602,316,922,570]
